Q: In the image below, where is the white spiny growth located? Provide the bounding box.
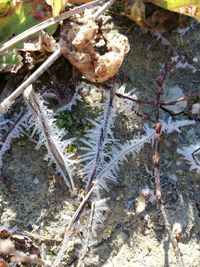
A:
[77,196,109,265]
[78,85,195,193]
[23,86,77,195]
[92,118,195,192]
[161,117,195,133]
[115,83,138,114]
[79,89,116,191]
[93,125,156,191]
[177,143,200,173]
[0,111,31,171]
[90,198,109,237]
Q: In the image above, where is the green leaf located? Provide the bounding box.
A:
[147,0,200,21]
[0,0,64,72]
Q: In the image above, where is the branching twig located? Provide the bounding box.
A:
[152,60,185,266]
[153,60,177,207]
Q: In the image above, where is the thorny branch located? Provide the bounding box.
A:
[153,60,185,266]
[53,87,116,266]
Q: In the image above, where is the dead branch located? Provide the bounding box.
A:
[152,59,185,266]
[161,205,185,267]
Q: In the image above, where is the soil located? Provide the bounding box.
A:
[0,11,200,267]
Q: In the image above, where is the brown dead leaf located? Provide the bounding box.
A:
[60,11,130,82]
[24,31,57,53]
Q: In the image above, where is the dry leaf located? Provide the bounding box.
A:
[125,0,189,32]
[46,0,69,16]
[60,11,130,82]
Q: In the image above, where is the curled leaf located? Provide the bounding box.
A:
[60,11,130,82]
[125,0,200,32]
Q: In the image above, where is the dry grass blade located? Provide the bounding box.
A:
[0,0,106,54]
[93,0,116,19]
[23,85,76,194]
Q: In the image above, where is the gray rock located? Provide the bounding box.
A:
[162,85,187,114]
[115,231,129,246]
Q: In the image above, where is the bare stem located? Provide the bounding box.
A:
[161,205,185,267]
[116,92,154,105]
[0,48,61,114]
[53,184,95,267]
[160,93,200,106]
[86,88,115,192]
[153,60,177,208]
[152,60,185,266]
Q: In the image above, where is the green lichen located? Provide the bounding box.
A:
[56,112,74,129]
[65,142,79,154]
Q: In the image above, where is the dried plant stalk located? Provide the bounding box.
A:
[161,205,185,267]
[23,85,76,195]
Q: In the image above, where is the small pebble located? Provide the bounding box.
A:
[162,85,187,114]
[192,57,198,62]
[172,222,182,235]
[115,231,129,246]
[191,103,200,114]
